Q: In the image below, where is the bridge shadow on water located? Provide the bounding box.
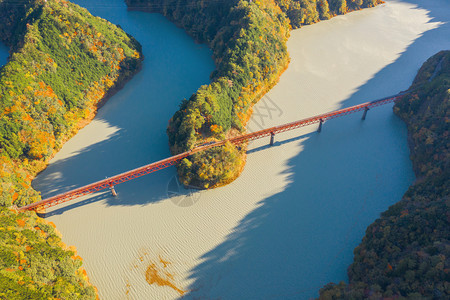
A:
[32,120,179,209]
[247,132,316,155]
[40,130,315,217]
[43,185,165,217]
[41,193,110,218]
[32,0,448,298]
[181,1,449,299]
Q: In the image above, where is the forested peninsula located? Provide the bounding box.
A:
[0,0,142,297]
[126,0,383,189]
[319,51,450,299]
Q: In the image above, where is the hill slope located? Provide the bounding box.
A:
[0,0,142,207]
[0,0,142,298]
[319,50,449,299]
[127,0,383,188]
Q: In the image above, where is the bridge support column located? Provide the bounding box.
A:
[270,132,275,146]
[362,107,369,120]
[317,119,323,133]
[110,185,117,197]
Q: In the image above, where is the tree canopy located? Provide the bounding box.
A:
[0,0,143,298]
[0,0,142,207]
[127,0,383,188]
[319,50,450,300]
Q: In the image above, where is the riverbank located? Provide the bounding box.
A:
[33,1,450,298]
[0,0,142,297]
[0,0,143,207]
[126,0,384,190]
[320,50,450,299]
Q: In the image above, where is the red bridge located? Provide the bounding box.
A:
[18,93,406,211]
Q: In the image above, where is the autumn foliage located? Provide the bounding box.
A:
[0,0,142,207]
[127,0,290,188]
[319,51,449,299]
[275,0,384,28]
[0,0,142,299]
[0,207,97,299]
[127,0,383,189]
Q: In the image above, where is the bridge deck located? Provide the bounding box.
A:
[19,93,404,211]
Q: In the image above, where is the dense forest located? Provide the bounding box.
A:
[0,0,394,297]
[0,207,97,299]
[275,0,383,28]
[0,0,142,297]
[0,0,142,207]
[319,51,450,299]
[126,0,382,188]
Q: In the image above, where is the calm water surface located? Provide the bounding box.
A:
[32,0,449,299]
[0,42,8,67]
[34,0,214,198]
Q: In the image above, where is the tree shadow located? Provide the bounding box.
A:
[181,1,449,299]
[32,3,214,211]
[36,129,315,214]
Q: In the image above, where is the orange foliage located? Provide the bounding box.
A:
[210,124,222,134]
[48,221,56,228]
[20,181,29,189]
[16,219,26,227]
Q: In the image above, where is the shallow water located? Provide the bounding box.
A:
[33,0,449,299]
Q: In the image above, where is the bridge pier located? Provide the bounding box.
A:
[19,93,403,212]
[317,119,323,132]
[110,185,117,197]
[362,107,369,120]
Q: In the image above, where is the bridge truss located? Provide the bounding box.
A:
[18,93,404,211]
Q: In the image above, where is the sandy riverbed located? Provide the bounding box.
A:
[34,0,449,299]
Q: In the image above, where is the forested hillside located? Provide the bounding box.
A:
[127,0,290,188]
[0,0,142,207]
[0,0,142,297]
[319,51,449,299]
[276,0,383,28]
[0,207,97,299]
[127,0,382,188]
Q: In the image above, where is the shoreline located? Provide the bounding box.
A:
[34,1,449,299]
[31,55,144,180]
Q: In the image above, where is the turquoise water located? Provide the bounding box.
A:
[31,0,450,299]
[33,0,215,199]
[0,42,8,67]
[184,1,449,298]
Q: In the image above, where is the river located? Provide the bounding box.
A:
[0,42,8,67]
[32,0,450,299]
